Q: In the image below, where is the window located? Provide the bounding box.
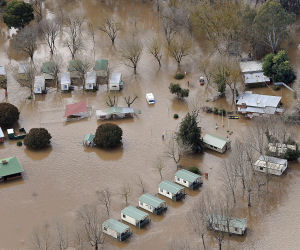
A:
[260,167,264,171]
[183,180,186,183]
[123,214,126,218]
[140,202,143,206]
[104,227,107,231]
[235,227,238,232]
[177,177,180,181]
[167,191,170,194]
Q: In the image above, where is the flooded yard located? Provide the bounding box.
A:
[0,1,300,249]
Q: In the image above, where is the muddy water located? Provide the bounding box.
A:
[0,1,299,249]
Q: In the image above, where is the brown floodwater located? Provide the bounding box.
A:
[0,1,300,249]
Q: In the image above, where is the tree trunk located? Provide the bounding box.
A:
[134,66,137,74]
[201,233,206,249]
[95,243,98,250]
[219,242,222,250]
[248,191,251,207]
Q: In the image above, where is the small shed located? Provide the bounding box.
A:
[109,72,123,91]
[41,61,55,80]
[146,93,155,104]
[0,127,4,143]
[85,71,97,90]
[64,101,89,121]
[61,72,72,91]
[203,134,231,153]
[208,214,247,235]
[94,59,109,84]
[96,107,134,120]
[158,180,186,201]
[83,133,95,147]
[0,156,24,181]
[102,218,132,241]
[68,60,82,79]
[254,155,288,176]
[138,193,167,215]
[34,76,46,94]
[0,66,7,85]
[174,169,203,190]
[121,206,151,228]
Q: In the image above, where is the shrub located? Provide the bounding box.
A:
[175,73,185,80]
[188,166,200,174]
[219,109,226,116]
[213,107,219,114]
[169,83,189,99]
[94,123,122,149]
[173,114,179,119]
[0,102,20,128]
[16,141,22,146]
[24,128,52,150]
[273,86,281,91]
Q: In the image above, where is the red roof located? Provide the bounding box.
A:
[64,100,88,117]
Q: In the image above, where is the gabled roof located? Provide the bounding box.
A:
[121,206,149,221]
[175,169,200,183]
[255,155,287,170]
[0,156,24,177]
[64,101,88,117]
[236,91,281,108]
[94,59,108,71]
[159,180,184,194]
[203,134,229,149]
[139,193,165,208]
[68,60,83,72]
[208,214,247,229]
[41,61,55,74]
[103,218,130,234]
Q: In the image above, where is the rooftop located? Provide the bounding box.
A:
[94,59,108,71]
[109,72,121,84]
[244,72,270,84]
[83,133,94,142]
[203,134,229,149]
[159,180,184,194]
[68,60,83,72]
[0,127,4,138]
[0,156,24,178]
[61,72,71,85]
[240,61,263,73]
[139,193,165,208]
[121,206,149,221]
[102,218,130,234]
[42,61,56,74]
[175,169,200,183]
[64,101,88,117]
[209,214,247,229]
[236,91,281,108]
[34,76,45,88]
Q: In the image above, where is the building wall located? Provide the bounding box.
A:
[139,201,155,213]
[204,143,225,153]
[159,188,174,199]
[254,165,286,176]
[212,224,245,235]
[174,177,191,188]
[102,226,118,239]
[121,212,137,226]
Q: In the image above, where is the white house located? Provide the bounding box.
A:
[96,107,134,120]
[60,72,72,91]
[138,193,167,215]
[203,134,231,153]
[158,180,186,201]
[146,93,155,104]
[208,214,247,235]
[85,71,97,90]
[109,72,123,91]
[102,218,132,241]
[268,143,297,155]
[174,169,203,190]
[34,76,46,94]
[240,61,270,87]
[254,155,288,176]
[121,206,151,228]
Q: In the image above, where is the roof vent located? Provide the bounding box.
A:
[1,160,8,165]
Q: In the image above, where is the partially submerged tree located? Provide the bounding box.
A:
[98,17,120,44]
[30,0,45,22]
[168,36,191,67]
[15,62,36,98]
[41,18,61,56]
[169,83,189,99]
[155,159,165,180]
[148,37,163,68]
[106,95,117,107]
[97,189,111,217]
[94,123,123,149]
[24,128,52,150]
[120,184,131,206]
[32,223,53,250]
[69,58,92,90]
[166,137,190,169]
[0,102,19,128]
[124,95,138,107]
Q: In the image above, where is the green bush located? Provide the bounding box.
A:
[213,107,219,114]
[175,73,185,80]
[173,114,179,119]
[188,166,200,174]
[16,141,22,146]
[169,83,189,99]
[0,102,20,128]
[24,128,52,150]
[94,123,123,149]
[273,86,281,91]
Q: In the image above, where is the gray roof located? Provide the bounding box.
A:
[175,169,200,183]
[139,193,165,208]
[258,155,287,165]
[121,206,149,221]
[240,61,262,73]
[203,134,229,149]
[0,66,6,76]
[159,180,184,194]
[102,218,130,234]
[244,72,270,84]
[236,91,281,108]
[61,72,71,85]
[209,214,247,229]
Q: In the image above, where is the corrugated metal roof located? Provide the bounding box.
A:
[175,169,200,183]
[0,156,24,177]
[203,134,228,149]
[94,59,108,71]
[255,155,287,170]
[64,101,88,117]
[139,193,165,208]
[240,61,262,73]
[159,180,184,194]
[209,214,247,229]
[121,206,148,221]
[236,92,281,108]
[102,218,129,234]
[244,72,270,84]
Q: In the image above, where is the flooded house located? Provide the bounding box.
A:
[83,133,95,147]
[0,127,4,143]
[64,100,89,121]
[203,134,231,153]
[109,72,123,91]
[34,76,46,94]
[85,71,97,90]
[96,107,134,120]
[7,128,26,140]
[0,66,6,85]
[0,156,24,181]
[121,206,151,228]
[60,72,72,91]
[254,155,288,176]
[41,61,55,80]
[268,143,297,155]
[208,214,247,235]
[236,91,283,118]
[158,180,186,201]
[102,218,132,241]
[94,59,109,84]
[68,60,82,80]
[240,61,270,87]
[174,169,203,190]
[138,193,167,215]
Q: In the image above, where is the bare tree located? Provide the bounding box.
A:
[32,223,53,250]
[54,222,69,250]
[124,95,138,107]
[162,16,176,46]
[222,159,238,204]
[119,35,143,74]
[15,63,36,99]
[77,204,105,250]
[70,58,92,90]
[198,55,214,86]
[98,18,120,45]
[168,36,191,67]
[168,238,191,250]
[88,22,96,60]
[137,175,146,194]
[97,189,111,217]
[31,0,45,22]
[106,95,117,107]
[148,37,163,68]
[41,19,61,57]
[155,159,165,180]
[120,184,131,206]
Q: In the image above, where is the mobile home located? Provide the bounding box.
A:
[0,156,24,181]
[60,72,72,91]
[0,127,4,143]
[34,76,46,94]
[203,134,231,153]
[158,180,186,201]
[68,60,82,80]
[174,169,203,190]
[41,61,56,80]
[121,206,150,228]
[208,214,247,235]
[240,61,270,87]
[85,71,97,90]
[254,155,288,176]
[94,59,109,84]
[109,72,123,91]
[138,193,167,215]
[102,218,132,241]
[96,107,134,120]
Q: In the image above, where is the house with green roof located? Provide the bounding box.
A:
[121,205,150,228]
[96,107,134,120]
[68,60,83,79]
[83,133,95,147]
[102,218,132,241]
[138,193,167,215]
[158,180,186,201]
[0,156,24,181]
[41,61,56,80]
[94,59,109,84]
[208,214,247,235]
[174,169,203,190]
[203,133,231,153]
